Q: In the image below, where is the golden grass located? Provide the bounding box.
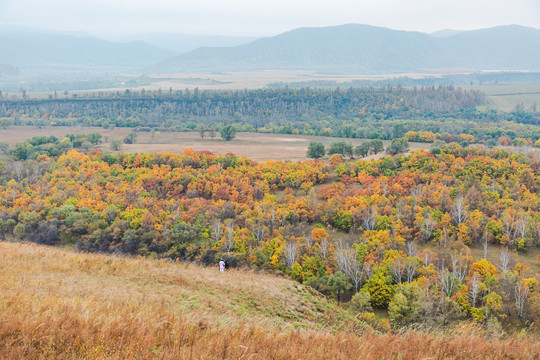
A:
[1,241,539,359]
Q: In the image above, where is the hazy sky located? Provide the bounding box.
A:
[1,0,539,37]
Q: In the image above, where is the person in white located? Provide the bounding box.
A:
[219,259,225,272]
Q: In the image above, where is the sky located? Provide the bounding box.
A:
[0,0,539,37]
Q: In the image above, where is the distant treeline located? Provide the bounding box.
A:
[0,85,539,140]
[268,72,540,88]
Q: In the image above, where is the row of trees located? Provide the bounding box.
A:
[307,139,407,159]
[6,86,532,143]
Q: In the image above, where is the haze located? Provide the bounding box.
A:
[1,0,539,37]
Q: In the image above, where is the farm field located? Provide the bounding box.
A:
[463,83,540,112]
[0,126,431,162]
[1,241,538,360]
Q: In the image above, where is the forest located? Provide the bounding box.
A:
[2,85,539,141]
[0,144,539,331]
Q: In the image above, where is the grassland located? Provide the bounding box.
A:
[0,241,539,359]
[0,126,431,162]
[463,83,540,112]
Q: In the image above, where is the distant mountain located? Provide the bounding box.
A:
[430,29,464,37]
[147,24,540,74]
[0,27,176,69]
[440,25,540,70]
[121,33,257,54]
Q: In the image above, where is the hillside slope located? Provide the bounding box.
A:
[1,242,539,359]
[148,24,540,74]
[0,30,176,68]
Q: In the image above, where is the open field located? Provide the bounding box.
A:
[0,126,432,162]
[463,83,540,112]
[1,241,539,360]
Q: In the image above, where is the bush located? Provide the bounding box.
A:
[350,290,373,313]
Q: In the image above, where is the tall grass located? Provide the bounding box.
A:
[1,242,538,359]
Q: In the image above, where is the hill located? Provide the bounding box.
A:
[148,24,540,74]
[1,241,538,359]
[0,27,176,69]
[120,32,257,54]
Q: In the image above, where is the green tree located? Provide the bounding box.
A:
[369,139,384,154]
[0,219,16,240]
[386,138,409,155]
[307,142,325,159]
[355,143,370,157]
[350,290,373,313]
[123,132,138,144]
[110,139,122,151]
[388,283,420,324]
[328,142,353,158]
[363,268,394,308]
[220,125,237,141]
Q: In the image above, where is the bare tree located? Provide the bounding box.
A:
[440,227,450,248]
[305,234,313,247]
[223,220,235,252]
[422,250,433,267]
[362,206,377,231]
[515,212,529,241]
[406,241,417,257]
[450,251,468,282]
[469,273,481,308]
[421,213,437,242]
[335,240,364,292]
[320,237,329,258]
[482,231,489,259]
[498,247,512,272]
[515,280,530,318]
[389,257,405,284]
[410,185,422,206]
[283,241,299,268]
[252,225,266,245]
[438,269,459,297]
[451,195,468,224]
[405,258,418,283]
[210,219,223,243]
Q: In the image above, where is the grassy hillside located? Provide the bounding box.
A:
[1,241,539,359]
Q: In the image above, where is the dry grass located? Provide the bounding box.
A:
[1,242,539,359]
[0,126,431,162]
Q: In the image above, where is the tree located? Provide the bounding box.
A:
[335,241,364,292]
[369,139,384,154]
[0,219,16,240]
[451,195,468,224]
[0,142,9,155]
[110,139,122,151]
[498,247,511,272]
[386,138,409,155]
[123,132,137,144]
[355,143,371,158]
[283,240,299,268]
[350,290,373,313]
[307,142,325,159]
[220,125,237,141]
[197,125,206,140]
[328,142,353,158]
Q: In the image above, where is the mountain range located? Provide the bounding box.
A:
[0,24,539,76]
[148,24,540,74]
[0,29,176,69]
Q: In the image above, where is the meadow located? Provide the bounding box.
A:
[1,241,538,360]
[0,126,431,162]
